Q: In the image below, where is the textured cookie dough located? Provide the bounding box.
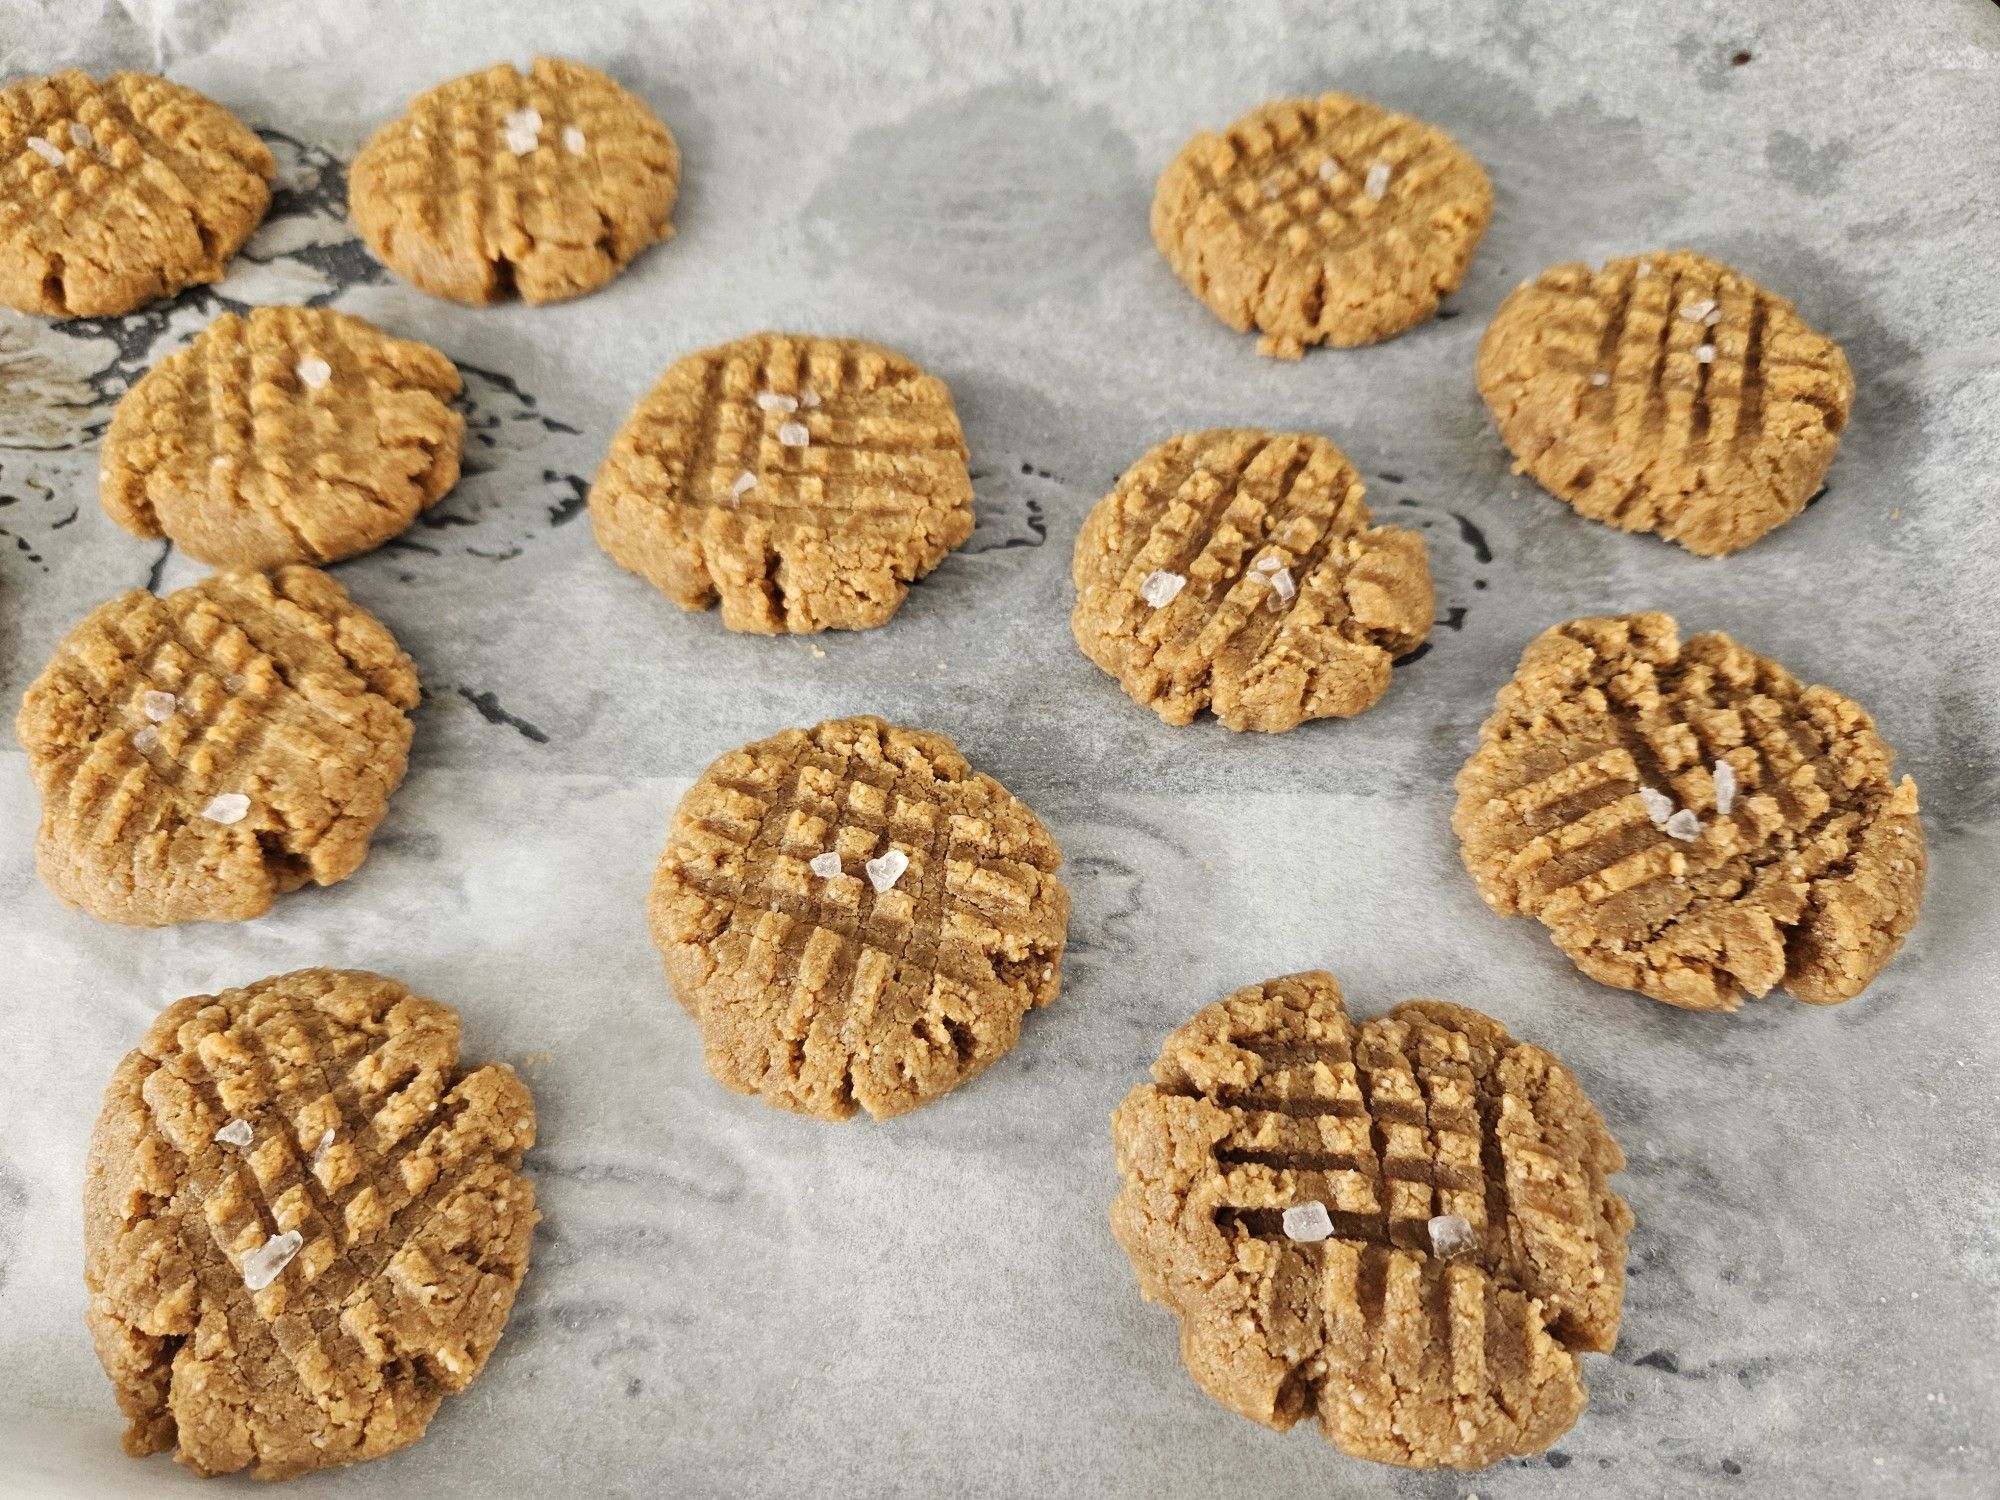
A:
[83,968,537,1480]
[1071,429,1432,732]
[1454,613,1925,1009]
[1477,250,1854,556]
[348,57,678,305]
[0,69,275,318]
[1111,971,1631,1470]
[650,715,1069,1119]
[100,306,465,569]
[16,567,419,926]
[1152,93,1491,357]
[591,333,976,633]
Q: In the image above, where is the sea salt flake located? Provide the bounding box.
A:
[1664,808,1702,842]
[69,121,93,148]
[756,390,799,413]
[241,1229,303,1292]
[1253,555,1281,572]
[503,106,543,157]
[311,1129,335,1169]
[801,387,821,409]
[729,470,757,500]
[1589,372,1610,387]
[296,357,331,388]
[142,689,178,722]
[213,1118,253,1148]
[1364,161,1391,200]
[1266,566,1296,602]
[1282,1201,1333,1243]
[1317,157,1339,181]
[809,851,842,878]
[1713,759,1738,815]
[1138,569,1186,608]
[777,421,810,448]
[26,135,64,167]
[1428,1212,1477,1259]
[1680,298,1717,323]
[864,848,909,893]
[1638,786,1674,826]
[562,124,586,155]
[1695,343,1716,364]
[1704,306,1723,327]
[202,792,250,825]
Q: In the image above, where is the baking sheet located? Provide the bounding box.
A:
[2,1,1997,1495]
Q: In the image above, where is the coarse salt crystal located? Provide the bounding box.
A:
[729,470,757,500]
[202,792,250,825]
[312,1129,335,1169]
[1282,1201,1333,1243]
[1637,259,1653,276]
[1638,786,1674,826]
[69,121,92,148]
[503,106,543,157]
[1665,808,1702,842]
[864,848,909,893]
[809,851,842,878]
[1253,554,1281,572]
[142,689,177,722]
[1680,298,1717,323]
[1695,344,1716,364]
[1590,372,1610,387]
[562,124,586,155]
[1266,566,1296,602]
[1318,158,1338,181]
[756,390,799,413]
[241,1229,303,1292]
[132,725,161,754]
[1705,306,1723,327]
[1139,569,1186,608]
[26,135,64,167]
[801,387,821,409]
[296,357,331,388]
[1713,759,1737,815]
[777,421,810,448]
[1260,174,1282,200]
[1427,1212,1477,1259]
[1364,161,1391,200]
[213,1118,253,1148]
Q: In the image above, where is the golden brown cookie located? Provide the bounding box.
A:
[16,567,419,927]
[100,306,465,569]
[1454,613,1925,1010]
[0,69,274,318]
[1071,429,1432,733]
[348,57,678,306]
[1152,93,1491,357]
[1111,971,1631,1470]
[590,333,976,633]
[84,967,537,1480]
[1476,251,1854,556]
[650,715,1069,1119]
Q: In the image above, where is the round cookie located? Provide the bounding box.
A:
[348,57,678,306]
[0,70,274,318]
[15,566,419,926]
[1152,93,1491,357]
[100,306,465,569]
[1476,250,1854,556]
[590,333,976,633]
[84,967,537,1479]
[1110,970,1632,1470]
[1453,613,1924,1010]
[1071,429,1433,733]
[650,715,1069,1119]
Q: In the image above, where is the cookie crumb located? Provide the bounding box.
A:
[809,851,842,878]
[26,135,64,167]
[864,848,909,893]
[1282,1201,1334,1243]
[756,390,799,413]
[808,644,826,659]
[1696,344,1716,364]
[312,1128,335,1169]
[68,121,93,148]
[240,1229,304,1292]
[1638,786,1674,826]
[1318,157,1338,181]
[730,470,757,500]
[1427,1212,1477,1259]
[1590,372,1610,387]
[295,357,332,388]
[502,106,542,156]
[1664,808,1702,842]
[1680,298,1717,323]
[1713,759,1737,815]
[1364,160,1391,200]
[142,690,178,722]
[212,1118,253,1148]
[1139,569,1187,608]
[777,421,810,448]
[562,124,586,154]
[201,792,251,825]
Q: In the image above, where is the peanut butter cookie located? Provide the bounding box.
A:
[16,567,419,926]
[1152,93,1491,357]
[590,333,976,633]
[1476,251,1854,555]
[0,69,275,317]
[84,967,537,1480]
[650,716,1068,1119]
[1112,971,1631,1469]
[100,306,465,569]
[1071,429,1432,732]
[348,57,678,306]
[1454,613,1924,1009]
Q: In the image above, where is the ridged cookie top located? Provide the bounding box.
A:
[590,333,976,633]
[0,69,275,317]
[1071,429,1432,732]
[650,716,1068,1119]
[1111,971,1631,1470]
[101,306,465,569]
[1453,613,1924,1009]
[1152,93,1491,355]
[16,567,420,926]
[348,57,678,305]
[1476,251,1854,556]
[83,968,537,1479]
